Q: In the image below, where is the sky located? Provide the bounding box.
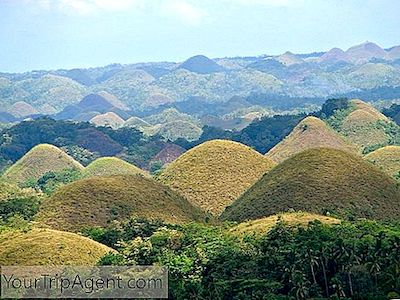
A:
[0,0,399,73]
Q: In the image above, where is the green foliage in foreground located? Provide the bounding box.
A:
[95,218,400,300]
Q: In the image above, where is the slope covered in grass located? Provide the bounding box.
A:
[82,157,148,178]
[158,140,276,215]
[266,116,358,163]
[3,144,83,184]
[90,112,125,129]
[364,145,400,179]
[331,99,400,152]
[0,228,113,266]
[230,212,340,236]
[37,174,205,232]
[221,148,400,222]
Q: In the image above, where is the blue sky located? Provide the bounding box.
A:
[1,0,399,72]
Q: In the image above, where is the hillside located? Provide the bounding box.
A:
[8,101,39,118]
[155,120,203,141]
[3,144,83,184]
[266,116,358,163]
[179,55,225,74]
[221,148,400,222]
[158,140,276,215]
[150,144,185,166]
[332,99,400,152]
[0,228,113,265]
[90,112,125,129]
[37,174,205,232]
[364,145,400,179]
[230,212,340,236]
[82,157,148,178]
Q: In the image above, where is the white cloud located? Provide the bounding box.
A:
[159,0,207,26]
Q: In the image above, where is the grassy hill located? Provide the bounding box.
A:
[150,144,185,166]
[0,228,113,265]
[82,157,148,178]
[332,99,400,152]
[90,112,125,129]
[230,212,340,236]
[37,174,205,232]
[3,144,83,184]
[364,145,400,179]
[155,120,203,141]
[266,116,358,163]
[158,140,276,215]
[8,101,39,118]
[221,148,400,222]
[179,55,225,74]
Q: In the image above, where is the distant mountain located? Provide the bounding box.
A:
[319,48,348,62]
[274,51,304,66]
[388,46,400,60]
[179,55,225,74]
[8,101,39,118]
[345,42,388,63]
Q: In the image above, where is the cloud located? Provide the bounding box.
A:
[159,0,207,26]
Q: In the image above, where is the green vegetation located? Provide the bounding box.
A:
[3,144,83,185]
[0,228,114,266]
[221,148,400,222]
[82,157,148,178]
[158,140,276,215]
[37,174,206,232]
[99,218,400,299]
[155,120,202,141]
[364,145,400,179]
[266,116,358,163]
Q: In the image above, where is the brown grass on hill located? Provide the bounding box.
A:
[90,112,125,129]
[266,116,358,163]
[82,157,149,178]
[221,148,400,222]
[0,228,113,266]
[230,212,340,236]
[157,139,276,216]
[37,174,206,232]
[364,145,400,179]
[3,144,83,184]
[150,144,186,166]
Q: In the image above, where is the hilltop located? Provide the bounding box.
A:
[266,116,358,163]
[37,174,205,232]
[155,120,203,141]
[364,145,400,179]
[0,228,113,265]
[230,212,340,236]
[158,140,276,215]
[8,101,39,118]
[3,144,83,184]
[179,55,225,74]
[331,99,400,152]
[90,112,125,129]
[221,148,400,222]
[82,157,148,178]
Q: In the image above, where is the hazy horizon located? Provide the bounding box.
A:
[1,0,399,73]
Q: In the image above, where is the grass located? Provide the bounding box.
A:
[221,148,400,222]
[150,144,185,166]
[157,139,276,216]
[333,99,400,152]
[37,174,206,232]
[3,144,83,185]
[90,112,125,129]
[82,157,149,178]
[364,145,400,179]
[0,227,114,266]
[155,120,202,141]
[0,180,39,201]
[266,116,358,163]
[230,212,340,236]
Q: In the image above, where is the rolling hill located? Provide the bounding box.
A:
[82,157,148,178]
[221,148,400,222]
[179,55,225,74]
[266,116,358,163]
[155,120,203,141]
[3,144,84,184]
[150,144,186,166]
[157,140,276,215]
[0,228,113,265]
[364,145,400,179]
[8,101,39,118]
[90,112,125,129]
[37,174,206,232]
[333,99,400,152]
[230,212,340,236]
